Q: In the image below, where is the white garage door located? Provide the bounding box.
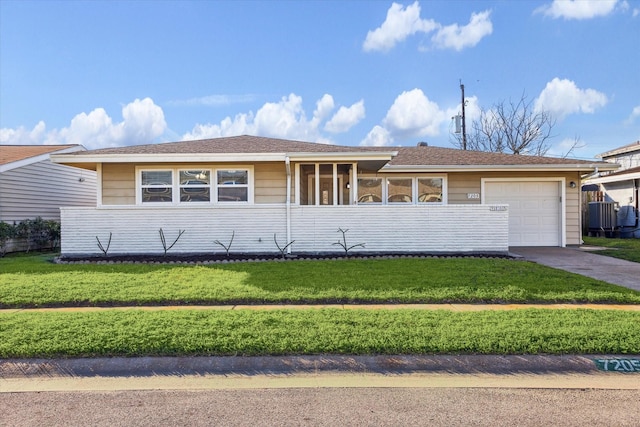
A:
[484,181,561,247]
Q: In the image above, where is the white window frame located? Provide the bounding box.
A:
[137,168,175,204]
[356,177,384,204]
[179,169,213,203]
[214,167,253,204]
[416,176,447,205]
[386,177,414,204]
[355,174,447,205]
[135,165,253,205]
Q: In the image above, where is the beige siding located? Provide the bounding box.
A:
[100,162,289,205]
[95,162,584,246]
[0,160,96,222]
[101,163,135,205]
[254,163,287,204]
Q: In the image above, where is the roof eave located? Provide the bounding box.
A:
[381,163,619,173]
[51,151,398,165]
[586,171,640,184]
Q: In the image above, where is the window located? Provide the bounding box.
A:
[417,178,443,203]
[357,178,382,203]
[141,170,173,203]
[216,169,249,202]
[387,178,412,203]
[138,166,252,205]
[180,170,211,202]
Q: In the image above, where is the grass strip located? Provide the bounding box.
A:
[2,254,639,307]
[583,237,640,263]
[1,309,639,358]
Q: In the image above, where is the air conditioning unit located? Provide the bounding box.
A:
[588,202,617,230]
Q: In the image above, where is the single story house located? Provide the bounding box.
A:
[584,141,640,237]
[50,135,615,257]
[0,144,97,223]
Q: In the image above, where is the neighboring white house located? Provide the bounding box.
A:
[50,135,616,257]
[584,141,640,237]
[0,145,97,223]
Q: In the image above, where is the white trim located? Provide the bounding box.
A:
[586,171,640,184]
[96,163,103,207]
[481,177,566,247]
[134,165,254,206]
[51,151,396,165]
[214,167,252,204]
[356,173,448,205]
[294,163,300,205]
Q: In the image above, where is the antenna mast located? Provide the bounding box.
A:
[460,80,467,150]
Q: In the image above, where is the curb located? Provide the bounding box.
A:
[0,355,631,379]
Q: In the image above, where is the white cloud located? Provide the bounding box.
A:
[360,125,393,146]
[0,121,48,145]
[535,78,608,119]
[383,88,446,138]
[324,100,365,133]
[183,93,360,144]
[312,94,335,125]
[431,10,493,51]
[0,98,166,149]
[363,2,437,52]
[625,105,640,124]
[363,2,492,52]
[536,0,619,20]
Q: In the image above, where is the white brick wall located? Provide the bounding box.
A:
[60,204,509,256]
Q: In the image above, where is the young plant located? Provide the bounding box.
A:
[96,232,113,256]
[332,227,365,256]
[274,233,295,259]
[159,228,185,256]
[214,231,235,257]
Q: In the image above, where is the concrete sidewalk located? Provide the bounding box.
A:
[510,246,640,291]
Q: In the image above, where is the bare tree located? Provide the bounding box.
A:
[455,93,556,156]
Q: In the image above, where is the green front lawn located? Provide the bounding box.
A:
[1,308,638,358]
[2,253,640,307]
[583,236,640,263]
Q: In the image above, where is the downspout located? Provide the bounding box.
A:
[285,156,292,254]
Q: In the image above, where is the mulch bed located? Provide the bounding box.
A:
[55,252,514,264]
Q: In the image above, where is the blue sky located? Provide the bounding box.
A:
[1,0,639,159]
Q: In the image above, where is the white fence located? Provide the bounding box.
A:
[60,204,509,256]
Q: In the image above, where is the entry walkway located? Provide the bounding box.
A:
[510,247,640,291]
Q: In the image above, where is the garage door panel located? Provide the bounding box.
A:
[485,181,561,247]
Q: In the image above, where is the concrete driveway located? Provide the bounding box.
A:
[510,247,640,291]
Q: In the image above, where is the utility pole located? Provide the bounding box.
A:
[460,80,467,150]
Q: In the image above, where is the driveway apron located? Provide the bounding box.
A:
[510,247,640,291]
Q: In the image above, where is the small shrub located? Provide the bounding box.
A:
[214,231,235,257]
[159,228,185,256]
[332,227,365,256]
[96,232,113,256]
[0,221,15,257]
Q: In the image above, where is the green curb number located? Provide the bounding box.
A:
[594,359,640,372]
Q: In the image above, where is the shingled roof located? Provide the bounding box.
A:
[67,135,376,155]
[0,145,82,166]
[387,145,607,167]
[54,135,614,171]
